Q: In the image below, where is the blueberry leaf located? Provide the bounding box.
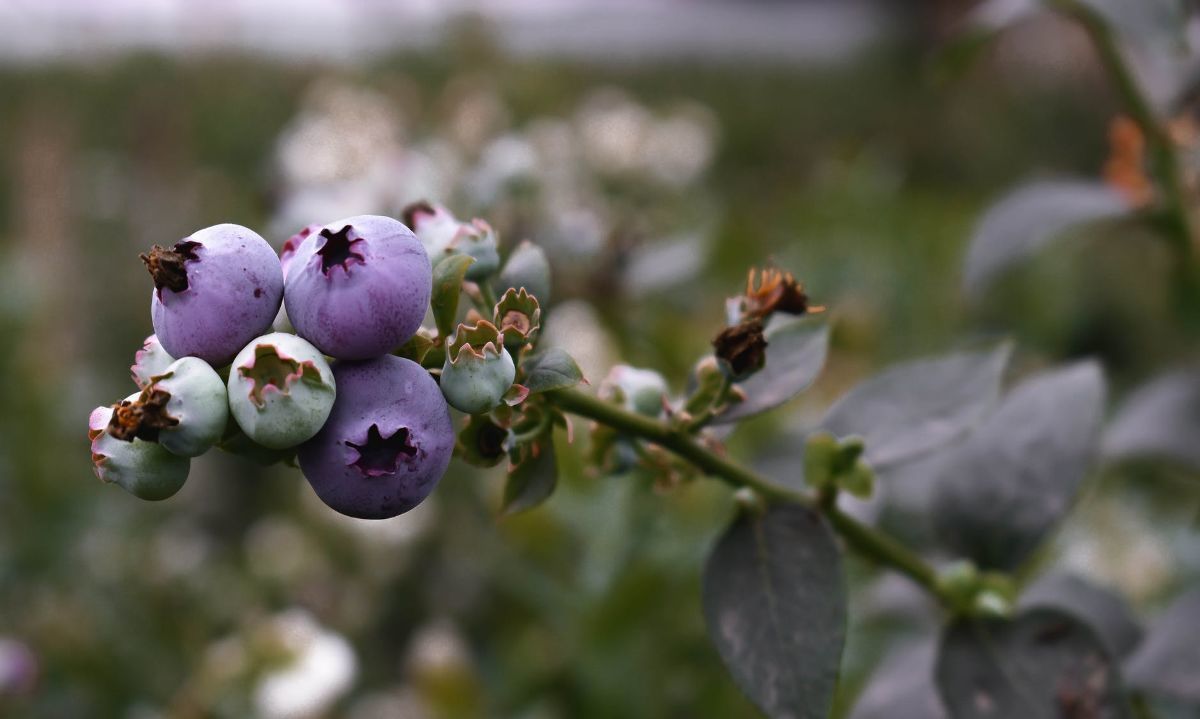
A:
[1124,588,1200,703]
[936,608,1131,719]
[963,180,1131,297]
[521,348,584,394]
[713,318,829,424]
[1019,572,1143,659]
[502,439,557,515]
[932,361,1107,571]
[431,254,475,339]
[702,503,846,719]
[820,343,1012,468]
[1102,369,1200,471]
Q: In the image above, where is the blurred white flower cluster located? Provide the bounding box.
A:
[270,79,719,268]
[200,609,358,719]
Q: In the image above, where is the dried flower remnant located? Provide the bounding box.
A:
[742,268,823,320]
[713,319,767,379]
[1103,116,1154,208]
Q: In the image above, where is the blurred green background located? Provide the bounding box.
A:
[1,3,1197,717]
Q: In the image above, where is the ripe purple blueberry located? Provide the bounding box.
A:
[298,355,453,519]
[284,215,431,360]
[227,333,336,449]
[144,224,284,366]
[89,400,190,500]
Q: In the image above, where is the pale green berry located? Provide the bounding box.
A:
[602,365,668,417]
[440,321,516,414]
[227,333,336,449]
[89,401,190,501]
[148,357,229,457]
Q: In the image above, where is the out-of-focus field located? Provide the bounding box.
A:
[0,14,1195,718]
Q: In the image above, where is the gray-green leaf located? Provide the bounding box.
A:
[1019,572,1143,659]
[1102,369,1200,471]
[963,180,1130,297]
[932,361,1107,571]
[936,609,1131,719]
[702,504,846,719]
[521,348,584,394]
[431,254,475,339]
[820,343,1012,468]
[502,440,558,515]
[1124,588,1200,702]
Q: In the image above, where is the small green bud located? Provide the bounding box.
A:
[684,356,727,415]
[804,431,839,491]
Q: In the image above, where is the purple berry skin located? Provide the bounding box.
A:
[284,215,431,360]
[298,355,453,519]
[146,224,284,367]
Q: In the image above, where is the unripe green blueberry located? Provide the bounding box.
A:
[440,321,515,414]
[602,365,668,417]
[450,219,500,281]
[228,333,336,449]
[148,357,229,457]
[405,203,500,280]
[89,401,190,500]
[130,334,176,389]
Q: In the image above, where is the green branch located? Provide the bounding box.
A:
[546,387,954,605]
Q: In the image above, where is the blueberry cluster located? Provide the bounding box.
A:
[87,212,526,520]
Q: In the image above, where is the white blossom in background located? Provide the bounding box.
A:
[253,610,358,719]
[271,82,408,237]
[150,520,212,581]
[404,619,472,678]
[1057,497,1174,603]
[575,88,654,176]
[269,78,719,272]
[463,132,539,205]
[244,516,324,584]
[276,83,404,186]
[641,103,718,188]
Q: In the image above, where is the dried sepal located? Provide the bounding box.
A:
[712,319,767,379]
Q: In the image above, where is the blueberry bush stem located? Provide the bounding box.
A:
[545,386,954,605]
[1054,0,1200,320]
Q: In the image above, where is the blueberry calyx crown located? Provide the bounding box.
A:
[316,225,366,275]
[346,424,418,477]
[140,241,200,293]
[238,344,323,408]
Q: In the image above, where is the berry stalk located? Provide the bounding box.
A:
[545,386,955,605]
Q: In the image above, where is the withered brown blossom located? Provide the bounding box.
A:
[713,319,767,378]
[742,268,823,319]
